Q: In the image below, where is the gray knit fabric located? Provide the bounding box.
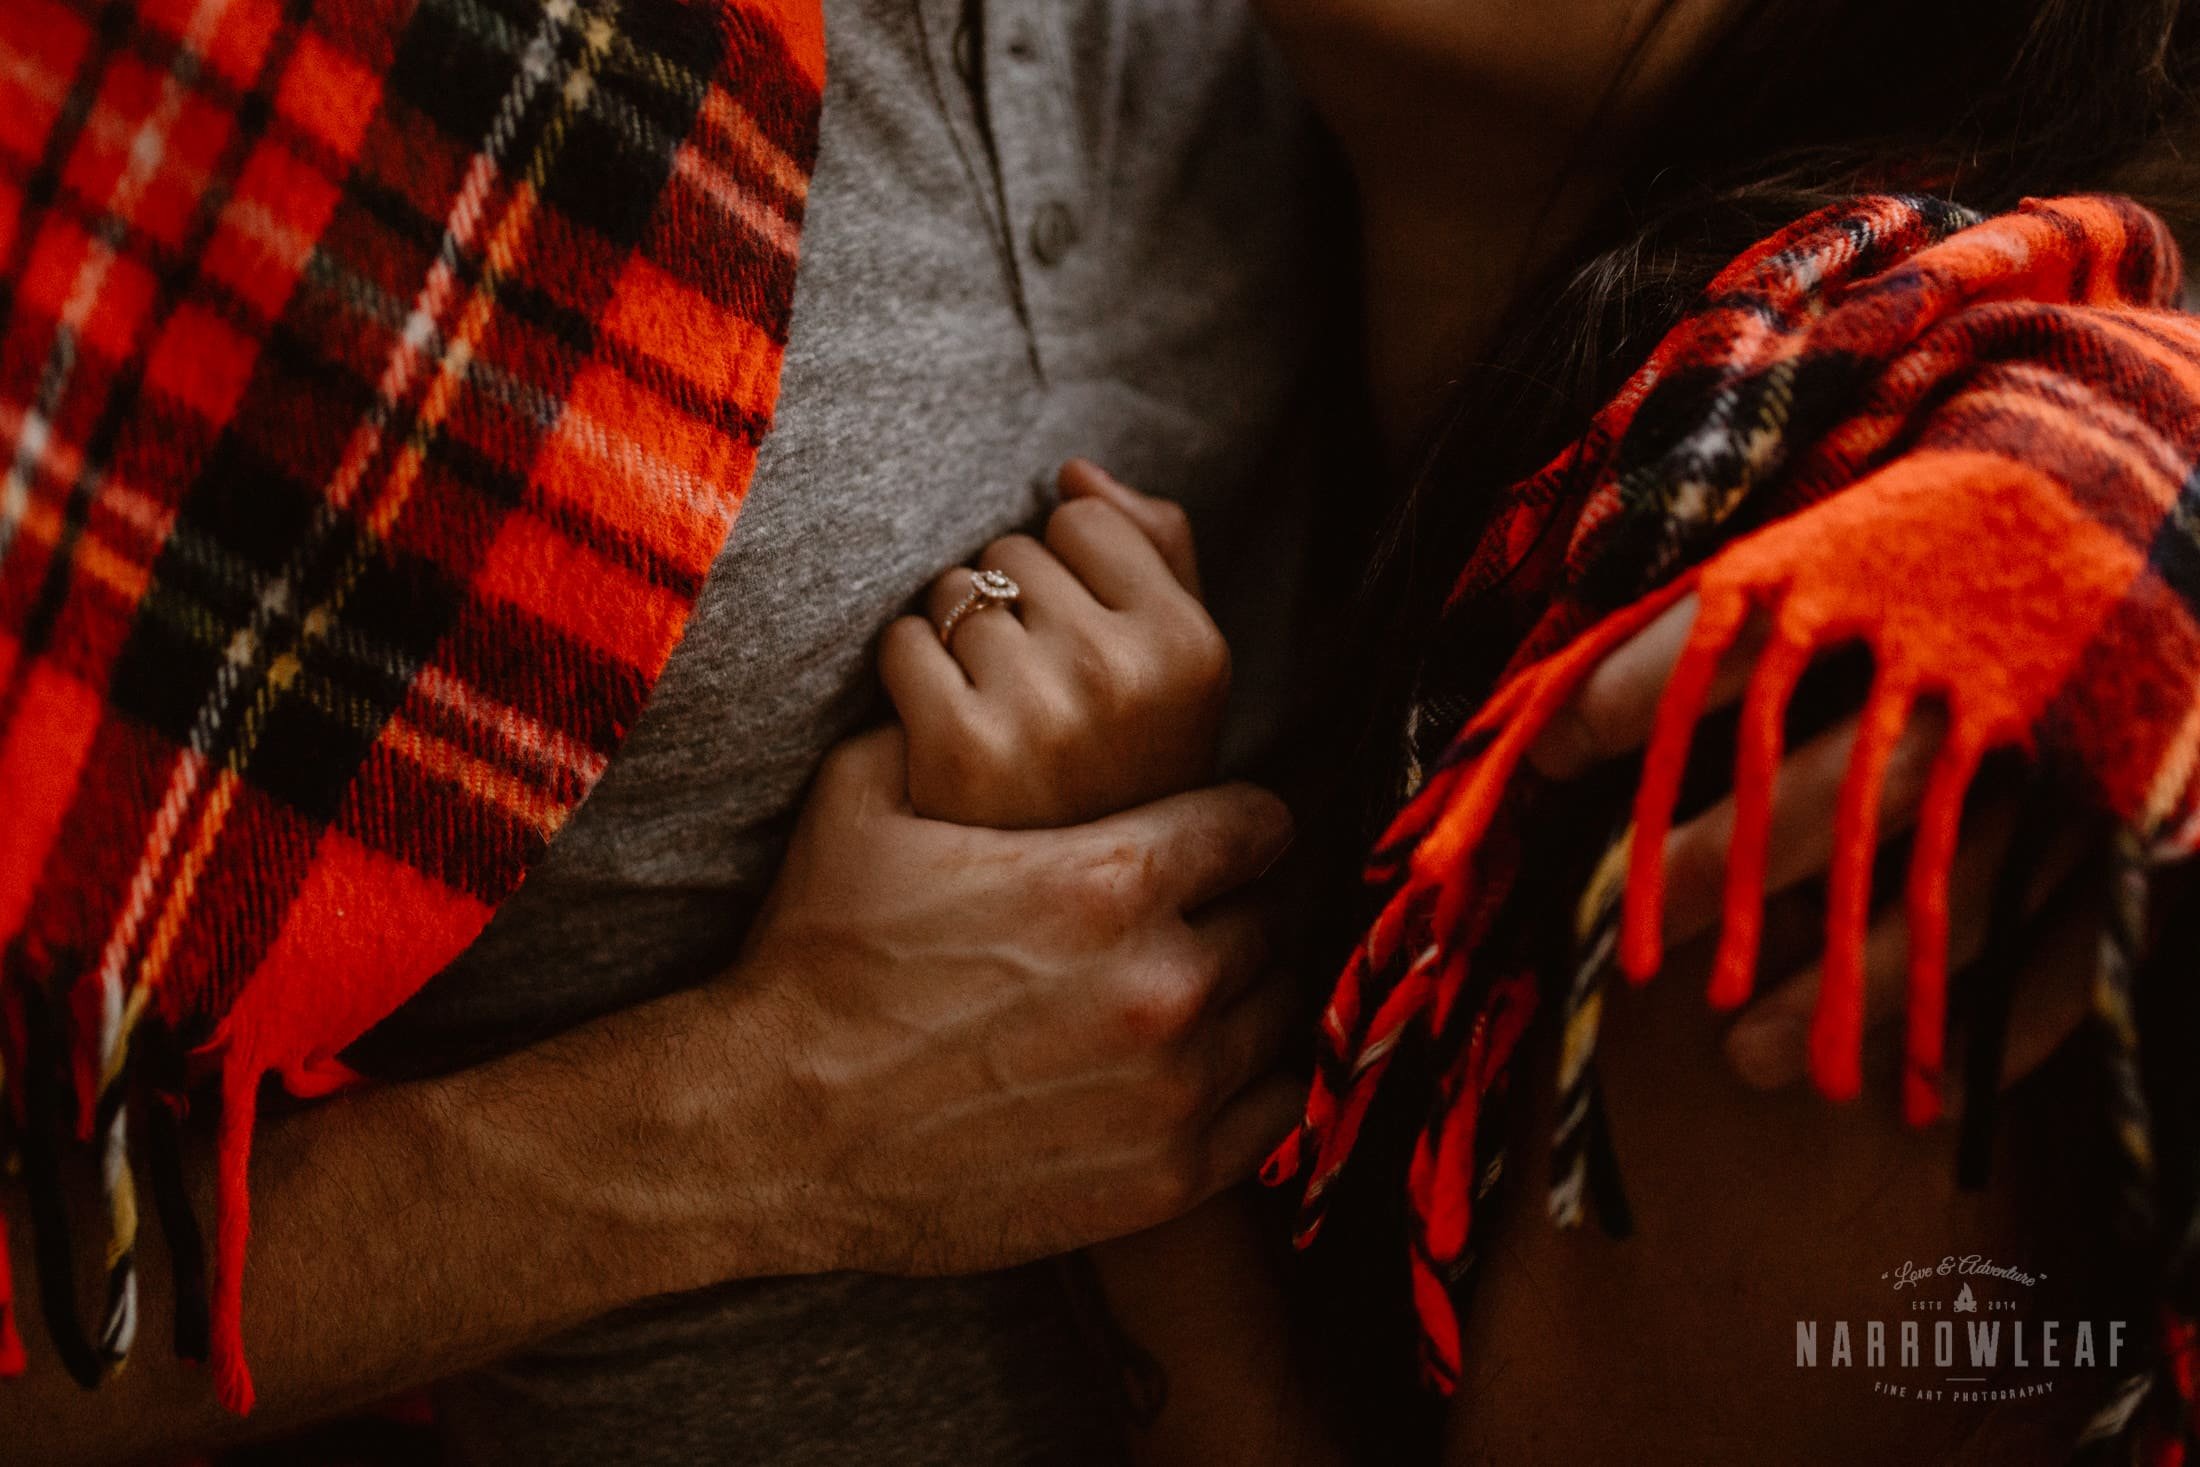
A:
[359,0,1336,1459]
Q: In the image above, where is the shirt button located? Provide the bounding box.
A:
[1029,202,1078,266]
[1004,23,1038,61]
[952,15,977,84]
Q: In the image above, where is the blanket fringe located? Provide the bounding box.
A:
[0,1047,20,1376]
[1547,827,1629,1231]
[2085,834,2200,1465]
[211,1051,263,1414]
[0,1207,21,1378]
[0,961,216,1395]
[1612,569,2026,1116]
[143,1038,210,1365]
[1269,199,2200,1467]
[1284,467,2081,1377]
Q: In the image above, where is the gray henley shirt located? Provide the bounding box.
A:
[354,1,1339,1459]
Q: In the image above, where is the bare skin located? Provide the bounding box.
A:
[1254,0,1738,445]
[5,725,1300,1463]
[1250,0,2099,1130]
[1239,2,2121,1461]
[1529,595,2098,1087]
[10,978,798,1464]
[1448,927,2111,1467]
[1247,1,2107,1048]
[880,460,1346,1467]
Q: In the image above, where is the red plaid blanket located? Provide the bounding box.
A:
[1266,195,2200,1458]
[0,0,821,1411]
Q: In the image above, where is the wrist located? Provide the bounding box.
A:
[420,974,819,1312]
[618,963,840,1287]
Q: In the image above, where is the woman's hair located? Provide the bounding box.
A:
[1388,0,2200,632]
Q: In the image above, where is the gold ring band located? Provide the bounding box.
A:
[937,568,1022,645]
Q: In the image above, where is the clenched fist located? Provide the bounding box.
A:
[717,725,1302,1276]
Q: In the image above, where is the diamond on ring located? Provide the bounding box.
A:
[971,568,1019,602]
[938,568,1023,645]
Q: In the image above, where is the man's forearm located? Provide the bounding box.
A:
[4,978,798,1466]
[1,747,1305,1463]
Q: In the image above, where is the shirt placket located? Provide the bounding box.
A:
[971,0,1088,383]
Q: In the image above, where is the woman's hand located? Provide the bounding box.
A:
[873,473,1344,1467]
[878,461,1230,829]
[727,725,1304,1276]
[1528,592,2097,1100]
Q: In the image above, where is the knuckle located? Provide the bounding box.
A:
[1163,610,1231,699]
[1065,842,1160,926]
[1115,959,1205,1046]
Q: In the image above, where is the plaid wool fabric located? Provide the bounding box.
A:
[1265,195,2200,1458]
[0,0,822,1410]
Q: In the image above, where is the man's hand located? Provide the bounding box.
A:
[1529,592,2095,1099]
[720,726,1303,1276]
[9,733,1298,1464]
